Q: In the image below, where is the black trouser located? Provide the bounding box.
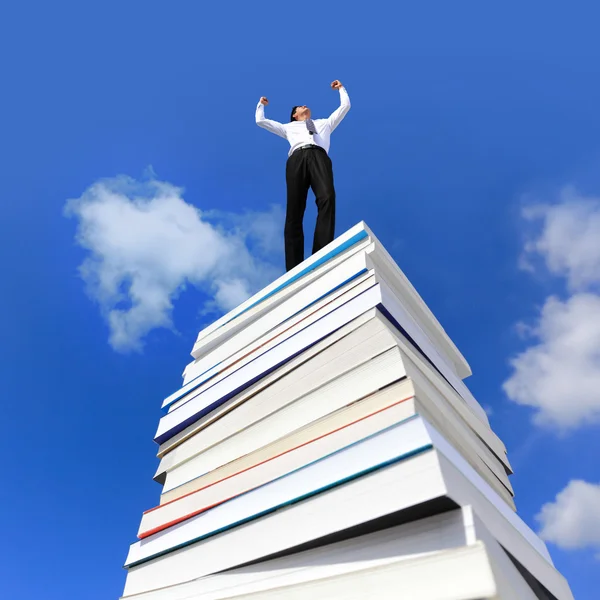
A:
[284,146,336,272]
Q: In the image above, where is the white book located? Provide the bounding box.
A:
[156,312,397,479]
[142,380,513,539]
[173,255,486,431]
[123,508,547,600]
[176,255,374,404]
[155,280,486,446]
[415,388,514,504]
[405,356,511,474]
[375,279,487,424]
[189,223,372,362]
[156,309,376,459]
[142,391,417,538]
[161,346,407,496]
[130,415,541,572]
[157,375,512,512]
[123,418,571,600]
[434,455,570,599]
[123,509,499,600]
[155,285,382,445]
[176,239,477,422]
[180,545,500,600]
[189,222,472,385]
[364,226,470,380]
[159,355,512,507]
[127,416,433,567]
[157,379,415,502]
[166,270,376,414]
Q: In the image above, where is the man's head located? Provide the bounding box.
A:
[290,105,311,122]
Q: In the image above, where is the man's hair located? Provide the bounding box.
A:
[290,106,299,122]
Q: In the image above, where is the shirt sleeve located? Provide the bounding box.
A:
[326,87,351,132]
[255,101,288,139]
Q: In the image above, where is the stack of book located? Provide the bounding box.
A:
[120,222,574,600]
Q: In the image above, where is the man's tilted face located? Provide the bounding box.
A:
[293,105,311,121]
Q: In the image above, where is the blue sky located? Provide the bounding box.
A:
[2,1,600,598]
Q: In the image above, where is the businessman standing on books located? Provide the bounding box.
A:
[256,80,351,272]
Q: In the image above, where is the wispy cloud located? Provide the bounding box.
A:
[536,480,600,557]
[65,174,283,352]
[504,187,600,431]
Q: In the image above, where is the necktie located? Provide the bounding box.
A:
[306,118,317,135]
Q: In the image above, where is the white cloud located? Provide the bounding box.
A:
[503,293,600,430]
[65,175,282,352]
[536,480,600,556]
[505,187,600,430]
[521,187,600,290]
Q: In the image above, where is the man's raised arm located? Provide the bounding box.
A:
[255,97,287,139]
[326,80,351,132]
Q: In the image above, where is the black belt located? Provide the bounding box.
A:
[294,144,325,153]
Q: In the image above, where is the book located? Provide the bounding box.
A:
[123,424,570,599]
[128,415,433,568]
[175,254,374,404]
[166,270,376,414]
[161,347,408,497]
[156,311,508,491]
[176,230,473,413]
[154,285,382,445]
[122,509,500,600]
[189,224,373,362]
[155,279,486,446]
[155,309,376,459]
[170,242,481,423]
[123,416,563,596]
[122,508,549,600]
[141,378,513,540]
[188,222,471,382]
[123,449,444,595]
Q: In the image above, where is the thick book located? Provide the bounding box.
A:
[122,509,545,600]
[140,377,513,540]
[123,442,569,600]
[154,278,486,446]
[129,415,433,567]
[170,239,480,424]
[188,223,372,363]
[154,284,382,444]
[156,310,508,489]
[158,383,512,514]
[165,270,376,414]
[156,310,394,477]
[157,351,512,507]
[175,254,374,404]
[176,231,471,415]
[156,309,376,459]
[123,416,567,600]
[187,222,471,383]
[161,346,408,497]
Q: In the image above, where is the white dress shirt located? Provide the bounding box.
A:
[255,87,351,156]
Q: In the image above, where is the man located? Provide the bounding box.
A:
[256,80,351,271]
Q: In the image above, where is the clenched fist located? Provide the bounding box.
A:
[260,96,269,105]
[330,80,343,90]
